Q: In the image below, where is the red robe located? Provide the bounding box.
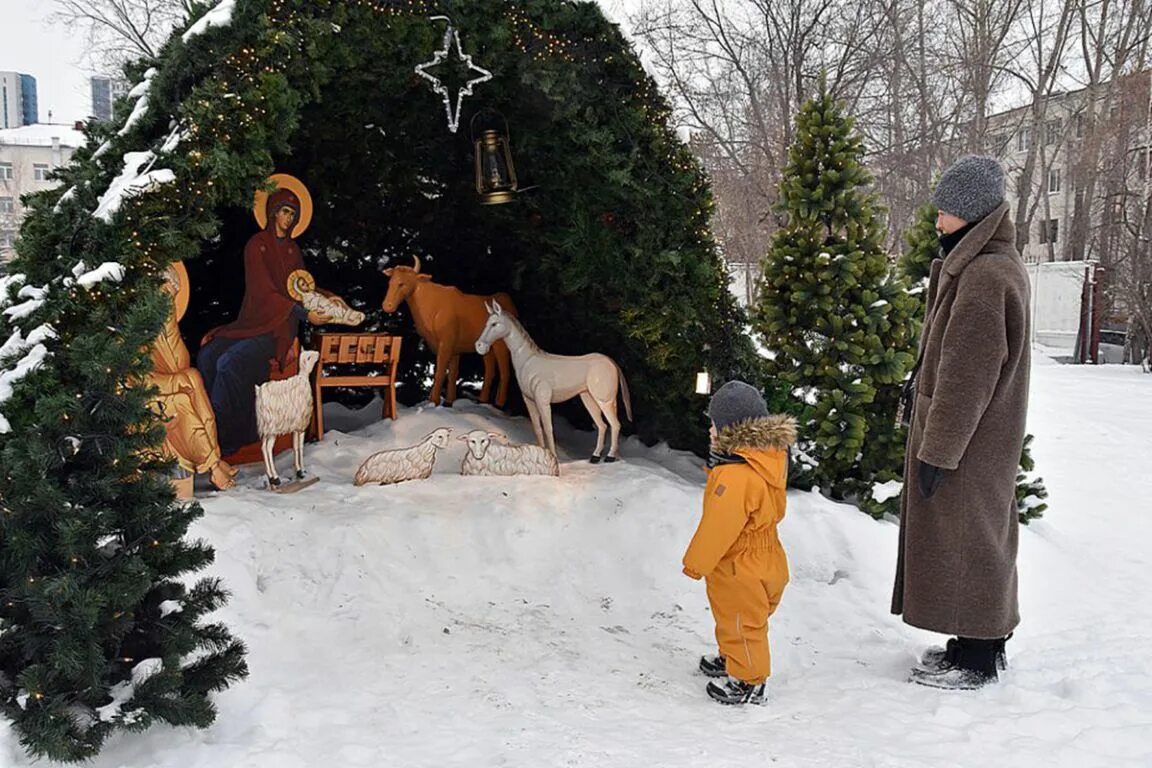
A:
[202,189,305,366]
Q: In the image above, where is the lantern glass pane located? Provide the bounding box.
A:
[482,142,512,190]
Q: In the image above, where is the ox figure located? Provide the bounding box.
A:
[382,256,517,408]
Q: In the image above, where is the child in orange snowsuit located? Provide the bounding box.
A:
[683,381,796,705]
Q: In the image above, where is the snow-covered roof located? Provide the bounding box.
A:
[0,124,87,149]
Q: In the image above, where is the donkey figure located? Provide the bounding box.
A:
[475,302,633,463]
[382,256,516,408]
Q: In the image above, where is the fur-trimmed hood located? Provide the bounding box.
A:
[714,414,797,454]
[712,414,796,491]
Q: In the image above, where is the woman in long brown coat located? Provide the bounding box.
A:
[892,155,1032,690]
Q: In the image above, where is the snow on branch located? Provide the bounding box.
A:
[118,69,158,138]
[0,325,56,360]
[94,658,164,723]
[76,262,127,288]
[93,151,176,223]
[2,298,45,322]
[0,343,51,433]
[0,274,27,309]
[182,0,237,43]
[54,186,78,214]
[159,600,184,617]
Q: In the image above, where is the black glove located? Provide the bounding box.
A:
[918,461,946,499]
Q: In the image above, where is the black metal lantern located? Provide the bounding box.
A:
[472,113,518,205]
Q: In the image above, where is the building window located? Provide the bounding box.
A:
[0,230,15,249]
[0,163,12,180]
[33,164,51,182]
[1017,127,1032,151]
[1038,218,1059,244]
[0,197,14,214]
[1048,167,1062,194]
[1046,119,1061,145]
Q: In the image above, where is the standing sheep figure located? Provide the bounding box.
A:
[459,429,560,477]
[354,427,454,486]
[254,349,320,490]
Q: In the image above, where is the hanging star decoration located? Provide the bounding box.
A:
[414,18,493,134]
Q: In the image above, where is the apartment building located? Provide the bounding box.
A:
[0,123,86,267]
[984,71,1150,265]
[0,71,38,129]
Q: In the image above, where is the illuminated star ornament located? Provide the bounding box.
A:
[415,17,494,134]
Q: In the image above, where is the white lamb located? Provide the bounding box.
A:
[254,350,320,488]
[458,430,560,477]
[354,427,453,486]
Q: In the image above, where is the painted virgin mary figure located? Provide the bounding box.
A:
[198,174,352,455]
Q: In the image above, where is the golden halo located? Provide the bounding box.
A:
[253,173,313,238]
[167,260,191,321]
[286,269,316,301]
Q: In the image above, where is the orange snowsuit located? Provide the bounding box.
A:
[683,415,796,685]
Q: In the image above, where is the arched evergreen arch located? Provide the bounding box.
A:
[0,0,753,760]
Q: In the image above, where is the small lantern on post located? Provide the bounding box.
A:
[695,343,713,395]
[472,111,518,205]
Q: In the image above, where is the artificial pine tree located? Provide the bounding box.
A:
[898,199,941,301]
[1015,434,1050,524]
[0,264,248,762]
[753,78,918,503]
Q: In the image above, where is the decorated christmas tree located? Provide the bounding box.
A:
[753,78,918,503]
[2,0,754,759]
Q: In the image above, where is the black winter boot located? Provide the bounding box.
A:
[920,633,1010,672]
[910,638,1000,690]
[699,655,727,678]
[706,676,765,705]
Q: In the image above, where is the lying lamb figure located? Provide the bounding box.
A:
[459,430,559,477]
[354,427,453,486]
[287,269,365,326]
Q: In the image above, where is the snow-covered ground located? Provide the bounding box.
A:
[3,352,1151,767]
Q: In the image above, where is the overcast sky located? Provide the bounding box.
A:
[0,0,641,127]
[0,0,95,124]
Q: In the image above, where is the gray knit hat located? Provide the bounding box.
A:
[708,381,769,431]
[933,155,1005,223]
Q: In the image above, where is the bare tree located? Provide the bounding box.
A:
[631,0,902,296]
[51,0,195,68]
[996,0,1079,254]
[943,0,1028,149]
[861,0,965,250]
[1088,68,1152,361]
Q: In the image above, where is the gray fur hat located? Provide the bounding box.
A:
[933,155,1005,223]
[708,381,769,431]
